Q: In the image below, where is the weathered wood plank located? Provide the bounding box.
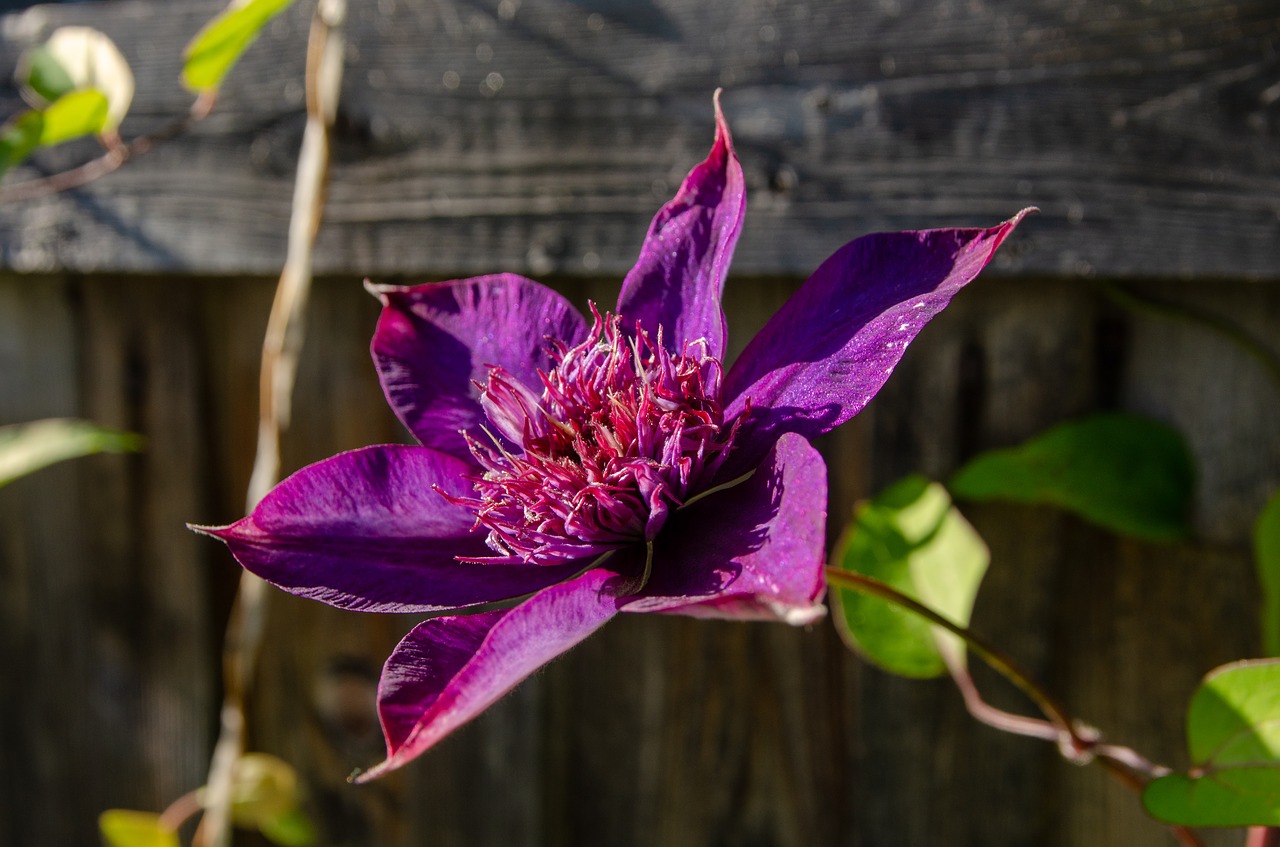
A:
[0,274,216,845]
[2,270,1275,845]
[0,0,1277,280]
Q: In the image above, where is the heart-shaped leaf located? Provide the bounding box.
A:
[949,413,1193,542]
[1144,659,1280,826]
[0,418,142,487]
[98,810,180,847]
[183,0,296,92]
[831,476,989,678]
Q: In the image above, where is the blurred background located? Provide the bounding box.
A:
[1,0,1278,844]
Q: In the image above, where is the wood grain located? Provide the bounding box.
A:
[0,0,1276,280]
[1,271,1276,845]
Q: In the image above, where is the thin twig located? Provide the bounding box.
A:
[1094,279,1280,395]
[826,568,1207,847]
[157,789,204,833]
[193,3,345,846]
[1247,827,1280,847]
[0,91,217,204]
[825,568,1081,739]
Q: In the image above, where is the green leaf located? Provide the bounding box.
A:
[98,810,180,847]
[949,413,1193,542]
[17,27,134,128]
[18,45,78,103]
[1257,492,1280,656]
[38,89,111,146]
[0,110,45,177]
[226,753,301,827]
[259,808,317,846]
[831,476,990,678]
[0,418,143,487]
[183,0,297,92]
[1144,659,1280,827]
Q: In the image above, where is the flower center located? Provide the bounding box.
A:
[454,306,737,565]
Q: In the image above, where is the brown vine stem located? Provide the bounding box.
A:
[0,90,216,204]
[1094,279,1280,396]
[824,568,1206,847]
[1247,827,1280,847]
[193,3,345,846]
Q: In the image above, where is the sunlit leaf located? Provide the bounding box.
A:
[98,810,180,847]
[0,418,142,487]
[0,110,44,177]
[18,27,134,128]
[1144,659,1280,827]
[831,476,989,678]
[259,807,317,846]
[949,413,1193,542]
[183,0,296,92]
[1257,492,1280,656]
[38,89,111,146]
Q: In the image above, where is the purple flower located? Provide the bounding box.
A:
[203,95,1027,780]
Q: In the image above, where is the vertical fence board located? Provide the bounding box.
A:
[0,272,1275,845]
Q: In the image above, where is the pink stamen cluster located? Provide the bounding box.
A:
[451,306,738,565]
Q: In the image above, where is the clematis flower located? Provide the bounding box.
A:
[201,94,1028,780]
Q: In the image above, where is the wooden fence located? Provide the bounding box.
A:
[1,0,1278,845]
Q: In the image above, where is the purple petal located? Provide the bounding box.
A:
[370,275,587,458]
[724,211,1031,465]
[615,92,746,358]
[624,432,828,625]
[202,445,587,613]
[357,568,620,780]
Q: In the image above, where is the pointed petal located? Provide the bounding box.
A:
[615,92,746,358]
[624,432,827,624]
[370,275,587,458]
[724,211,1031,465]
[357,568,620,779]
[204,445,586,613]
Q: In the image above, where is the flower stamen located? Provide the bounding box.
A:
[452,306,738,568]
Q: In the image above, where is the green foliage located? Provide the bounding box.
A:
[17,27,134,128]
[0,418,142,487]
[1257,492,1280,656]
[98,810,179,847]
[183,0,297,92]
[19,45,78,103]
[949,413,1193,542]
[0,90,111,179]
[38,89,111,146]
[259,808,317,847]
[1144,659,1280,826]
[0,110,44,175]
[831,476,989,678]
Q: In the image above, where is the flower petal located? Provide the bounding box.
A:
[724,211,1031,465]
[202,445,587,613]
[615,92,746,358]
[370,275,587,458]
[625,431,828,624]
[357,568,620,780]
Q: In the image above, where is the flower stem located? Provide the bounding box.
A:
[157,789,204,833]
[825,568,1078,736]
[824,567,1205,847]
[193,4,346,846]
